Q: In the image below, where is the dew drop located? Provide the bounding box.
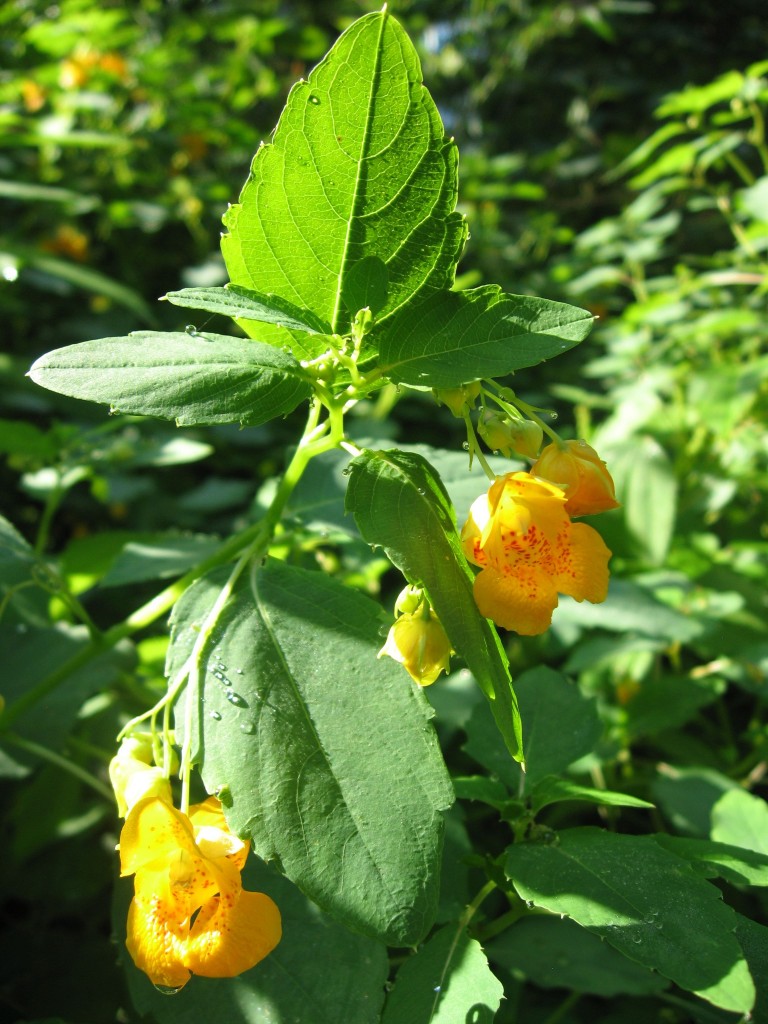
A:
[226,690,248,708]
[236,668,244,675]
[417,488,425,495]
[341,467,351,476]
[154,984,183,996]
[433,985,441,993]
[309,94,321,105]
[209,710,222,721]
[462,441,470,451]
[185,324,198,336]
[240,722,256,734]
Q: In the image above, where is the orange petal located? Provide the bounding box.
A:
[184,890,282,978]
[473,566,558,635]
[554,522,611,603]
[120,797,196,877]
[126,872,190,990]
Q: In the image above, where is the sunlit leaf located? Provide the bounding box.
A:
[28,332,311,426]
[222,10,466,339]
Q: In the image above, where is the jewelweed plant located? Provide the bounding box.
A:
[4,9,767,1023]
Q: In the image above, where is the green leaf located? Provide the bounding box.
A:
[28,332,311,426]
[530,776,655,814]
[654,836,768,888]
[487,916,668,997]
[123,859,388,1024]
[506,827,755,1012]
[164,285,332,335]
[610,437,677,565]
[221,10,466,337]
[710,789,768,855]
[513,667,602,788]
[168,559,453,946]
[345,448,523,761]
[377,286,595,388]
[99,534,222,587]
[735,916,768,1024]
[651,766,738,837]
[380,925,503,1024]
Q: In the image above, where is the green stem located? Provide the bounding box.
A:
[4,732,113,801]
[34,480,64,555]
[0,398,344,737]
[462,409,496,481]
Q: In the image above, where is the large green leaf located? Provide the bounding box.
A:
[506,827,755,1013]
[221,11,466,338]
[168,559,453,946]
[122,859,388,1024]
[380,925,503,1024]
[377,286,595,388]
[345,448,523,761]
[28,332,311,426]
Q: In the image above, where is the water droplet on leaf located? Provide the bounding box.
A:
[309,94,320,105]
[209,710,222,721]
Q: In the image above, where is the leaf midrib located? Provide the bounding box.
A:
[330,11,389,333]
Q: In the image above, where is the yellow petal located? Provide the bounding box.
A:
[120,798,196,877]
[532,440,620,517]
[473,566,559,635]
[184,890,282,978]
[189,796,249,872]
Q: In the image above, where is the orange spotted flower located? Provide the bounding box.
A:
[461,471,611,635]
[531,440,620,517]
[119,795,281,991]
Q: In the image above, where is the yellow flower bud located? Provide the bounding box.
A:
[434,381,482,417]
[531,440,620,517]
[378,609,453,686]
[478,412,543,458]
[109,735,172,818]
[394,584,423,616]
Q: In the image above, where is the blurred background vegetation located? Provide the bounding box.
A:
[1,1,767,1022]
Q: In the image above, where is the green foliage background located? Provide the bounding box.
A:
[1,1,767,1022]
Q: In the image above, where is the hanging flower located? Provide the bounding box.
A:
[378,596,453,686]
[531,440,620,517]
[461,471,611,635]
[120,795,281,990]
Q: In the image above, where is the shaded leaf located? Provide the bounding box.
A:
[488,916,668,997]
[168,559,452,945]
[514,667,602,788]
[506,827,755,1012]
